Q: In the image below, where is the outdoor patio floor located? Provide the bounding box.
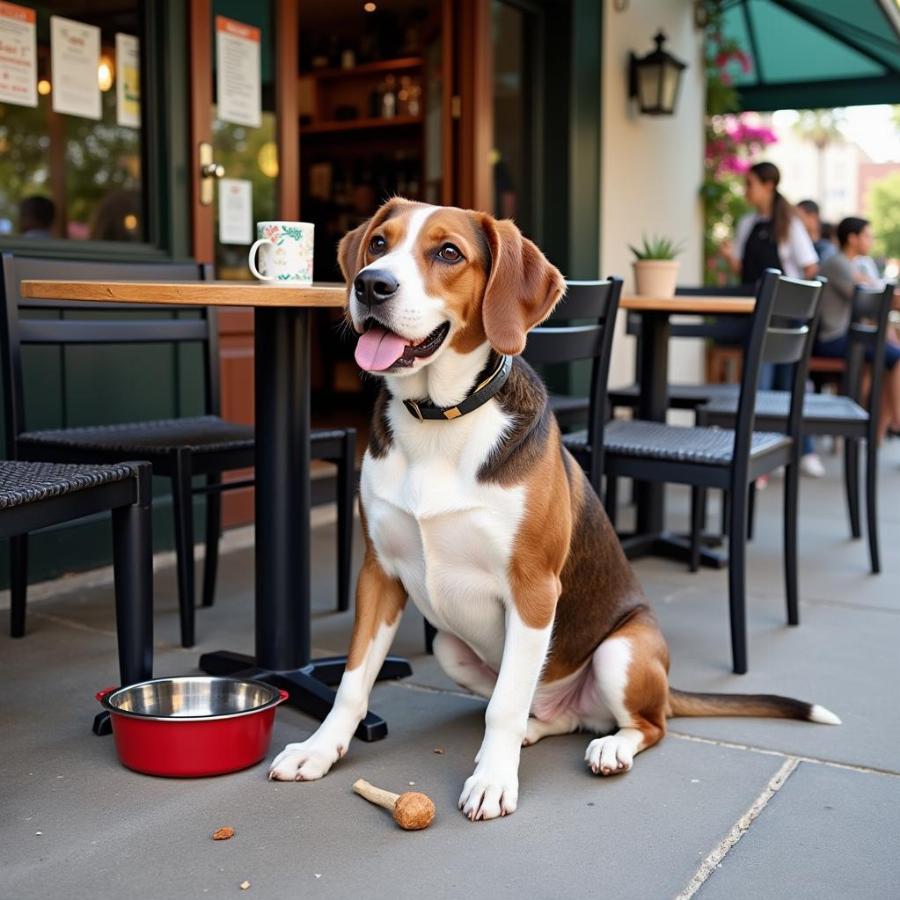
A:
[3,441,900,899]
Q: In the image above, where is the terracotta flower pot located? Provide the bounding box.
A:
[632,260,680,298]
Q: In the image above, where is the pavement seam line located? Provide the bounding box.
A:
[668,729,900,778]
[675,756,799,900]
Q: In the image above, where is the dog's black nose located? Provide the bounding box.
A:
[353,269,399,307]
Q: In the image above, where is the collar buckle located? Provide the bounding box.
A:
[404,399,424,422]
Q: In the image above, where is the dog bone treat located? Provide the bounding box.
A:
[352,778,435,830]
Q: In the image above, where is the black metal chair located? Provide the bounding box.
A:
[695,282,895,575]
[2,460,153,717]
[0,254,356,649]
[602,270,824,674]
[530,278,624,496]
[422,278,624,654]
[537,279,624,431]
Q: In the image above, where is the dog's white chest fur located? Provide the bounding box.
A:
[360,395,525,669]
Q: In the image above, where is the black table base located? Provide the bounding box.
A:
[198,650,413,741]
[620,531,726,568]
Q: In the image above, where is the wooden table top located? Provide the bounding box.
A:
[20,279,755,315]
[20,279,347,308]
[620,295,754,314]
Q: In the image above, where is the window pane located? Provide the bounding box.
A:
[0,1,146,243]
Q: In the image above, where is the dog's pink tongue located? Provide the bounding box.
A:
[355,325,408,372]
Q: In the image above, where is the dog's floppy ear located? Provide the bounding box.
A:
[337,221,369,284]
[479,215,566,356]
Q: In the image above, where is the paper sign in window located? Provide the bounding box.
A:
[116,33,140,128]
[215,16,261,128]
[218,178,253,245]
[0,1,37,108]
[51,15,101,120]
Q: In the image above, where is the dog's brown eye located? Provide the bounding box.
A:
[369,235,386,254]
[437,243,463,263]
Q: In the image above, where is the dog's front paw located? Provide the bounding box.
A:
[458,762,519,821]
[585,734,635,776]
[267,737,346,782]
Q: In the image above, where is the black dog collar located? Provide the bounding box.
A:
[402,354,513,421]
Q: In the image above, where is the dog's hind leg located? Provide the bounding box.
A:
[432,630,497,699]
[522,710,580,746]
[584,608,669,776]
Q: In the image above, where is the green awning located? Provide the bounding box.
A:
[719,0,900,110]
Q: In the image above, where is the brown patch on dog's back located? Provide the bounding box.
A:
[478,358,553,486]
[541,456,649,683]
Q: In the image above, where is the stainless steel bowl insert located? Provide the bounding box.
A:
[100,677,283,721]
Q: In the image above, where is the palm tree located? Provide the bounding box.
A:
[792,109,845,205]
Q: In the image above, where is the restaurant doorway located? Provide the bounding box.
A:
[185,0,576,524]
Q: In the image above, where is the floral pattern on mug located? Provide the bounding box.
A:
[263,224,281,242]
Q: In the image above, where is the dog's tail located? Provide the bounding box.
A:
[667,688,841,724]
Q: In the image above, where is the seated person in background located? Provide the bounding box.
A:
[797,199,837,263]
[18,195,55,239]
[816,217,900,441]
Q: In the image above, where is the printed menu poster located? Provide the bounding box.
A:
[51,15,101,120]
[0,1,37,108]
[218,178,253,245]
[115,32,140,128]
[215,16,261,128]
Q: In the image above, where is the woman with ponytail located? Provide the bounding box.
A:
[723,161,825,477]
[724,161,819,283]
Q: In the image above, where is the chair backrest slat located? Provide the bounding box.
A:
[844,282,895,412]
[522,277,623,493]
[552,281,618,321]
[521,324,603,364]
[18,318,210,345]
[0,253,212,457]
[731,269,824,483]
[761,325,810,365]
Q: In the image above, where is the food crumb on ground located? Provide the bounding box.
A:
[433,748,444,754]
[240,880,251,890]
[35,831,42,836]
[212,827,235,841]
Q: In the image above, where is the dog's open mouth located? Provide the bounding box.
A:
[355,320,450,372]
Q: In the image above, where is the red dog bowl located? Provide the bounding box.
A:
[96,677,289,777]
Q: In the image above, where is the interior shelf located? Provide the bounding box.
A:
[301,114,423,135]
[300,56,424,84]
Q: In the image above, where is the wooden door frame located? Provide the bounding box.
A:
[456,0,493,212]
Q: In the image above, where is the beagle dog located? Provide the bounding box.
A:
[269,199,839,821]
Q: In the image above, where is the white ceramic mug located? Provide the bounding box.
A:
[248,221,314,284]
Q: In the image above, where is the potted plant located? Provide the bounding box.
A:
[629,234,684,298]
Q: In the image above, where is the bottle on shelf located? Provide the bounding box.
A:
[381,75,397,119]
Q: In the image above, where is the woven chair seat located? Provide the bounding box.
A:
[0,461,137,510]
[568,419,789,465]
[609,382,740,408]
[19,415,255,456]
[698,388,868,424]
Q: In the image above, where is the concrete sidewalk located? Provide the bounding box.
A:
[2,443,899,899]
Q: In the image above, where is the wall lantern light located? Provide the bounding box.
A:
[628,31,687,116]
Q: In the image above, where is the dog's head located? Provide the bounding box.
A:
[339,198,565,375]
